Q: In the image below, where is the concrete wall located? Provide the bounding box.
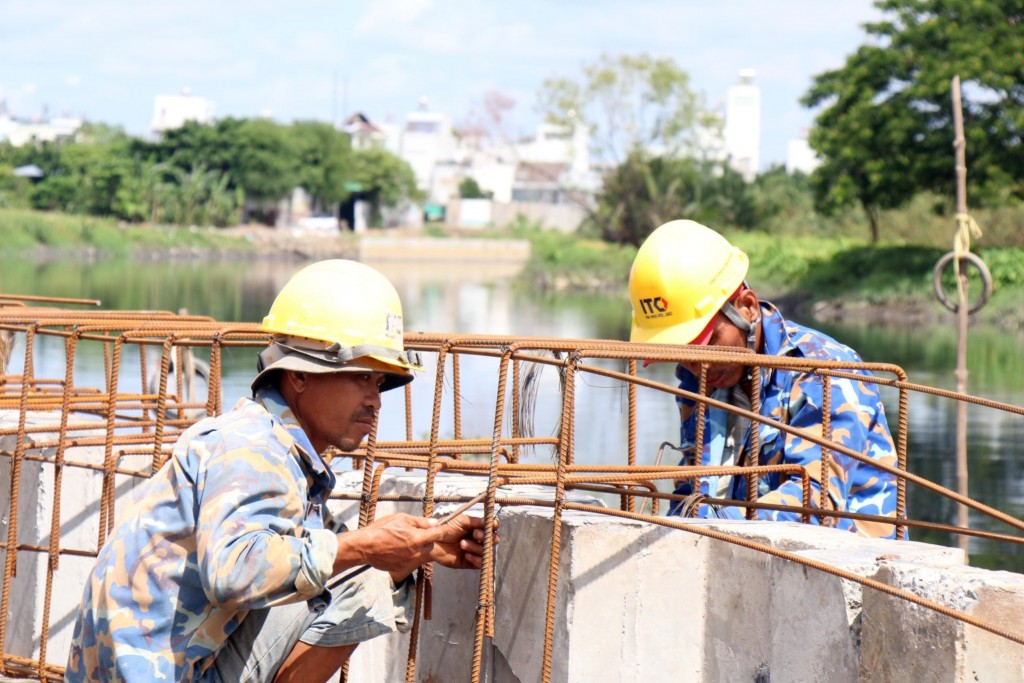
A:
[3,433,1023,682]
[357,235,530,265]
[324,471,1023,683]
[0,412,152,668]
[491,201,585,233]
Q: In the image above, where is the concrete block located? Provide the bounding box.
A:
[320,475,990,683]
[691,519,964,682]
[492,510,709,682]
[861,562,1024,682]
[327,469,608,682]
[0,411,110,665]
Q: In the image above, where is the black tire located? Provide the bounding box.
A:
[931,251,992,315]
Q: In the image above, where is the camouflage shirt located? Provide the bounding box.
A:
[670,303,899,538]
[66,386,339,682]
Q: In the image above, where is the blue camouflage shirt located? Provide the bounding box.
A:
[669,303,899,538]
[66,386,339,682]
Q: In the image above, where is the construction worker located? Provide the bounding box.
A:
[629,220,898,538]
[67,260,497,682]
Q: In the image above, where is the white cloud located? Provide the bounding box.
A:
[1,0,884,162]
[353,0,532,55]
[354,0,434,35]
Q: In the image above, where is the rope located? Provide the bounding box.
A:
[953,212,983,302]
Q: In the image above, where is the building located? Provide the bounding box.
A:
[150,87,215,135]
[399,97,458,201]
[0,99,83,146]
[346,100,597,231]
[724,69,761,182]
[786,132,820,175]
[343,112,388,150]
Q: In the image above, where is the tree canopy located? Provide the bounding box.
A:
[537,52,716,164]
[584,152,796,246]
[1,117,417,229]
[802,0,1024,242]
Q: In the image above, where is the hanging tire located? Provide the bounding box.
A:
[931,251,992,315]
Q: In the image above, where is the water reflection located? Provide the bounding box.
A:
[3,256,1023,570]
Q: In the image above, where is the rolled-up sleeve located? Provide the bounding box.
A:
[192,426,338,607]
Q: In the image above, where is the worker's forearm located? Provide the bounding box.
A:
[332,531,370,575]
[332,529,417,584]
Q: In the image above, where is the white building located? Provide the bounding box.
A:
[150,87,215,134]
[724,69,761,182]
[514,122,595,192]
[400,97,458,201]
[343,112,388,150]
[349,100,597,230]
[786,133,820,175]
[0,100,82,146]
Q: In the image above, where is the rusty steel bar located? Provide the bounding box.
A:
[4,305,1024,682]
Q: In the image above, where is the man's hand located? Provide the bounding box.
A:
[336,513,437,578]
[429,513,500,570]
[334,511,501,583]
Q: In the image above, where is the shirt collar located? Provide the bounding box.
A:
[758,301,795,358]
[253,385,334,489]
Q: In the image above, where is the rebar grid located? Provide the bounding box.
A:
[0,307,1022,681]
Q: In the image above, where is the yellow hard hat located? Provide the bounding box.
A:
[254,260,419,392]
[629,220,749,345]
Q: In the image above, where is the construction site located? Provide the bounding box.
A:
[1,294,1023,682]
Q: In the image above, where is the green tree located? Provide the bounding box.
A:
[232,118,298,203]
[24,124,146,220]
[289,121,352,210]
[458,177,491,199]
[164,163,239,227]
[0,165,32,208]
[349,147,421,226]
[537,52,715,164]
[749,166,816,233]
[586,152,759,246]
[802,1,1024,242]
[148,118,297,216]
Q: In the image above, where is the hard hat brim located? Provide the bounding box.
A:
[630,313,716,347]
[251,348,415,394]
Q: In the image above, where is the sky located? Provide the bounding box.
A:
[1,1,882,169]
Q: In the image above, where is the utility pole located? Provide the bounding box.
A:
[332,70,338,128]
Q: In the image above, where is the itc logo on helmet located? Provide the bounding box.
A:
[639,297,671,318]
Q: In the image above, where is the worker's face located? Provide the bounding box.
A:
[679,316,749,389]
[679,290,760,390]
[284,370,385,454]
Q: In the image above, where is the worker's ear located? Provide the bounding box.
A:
[282,370,309,394]
[734,288,760,323]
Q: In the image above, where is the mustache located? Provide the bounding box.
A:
[354,407,377,422]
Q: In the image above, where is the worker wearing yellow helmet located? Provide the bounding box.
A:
[629,220,899,538]
[253,258,419,396]
[68,260,498,683]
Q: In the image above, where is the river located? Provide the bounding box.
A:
[2,254,1022,571]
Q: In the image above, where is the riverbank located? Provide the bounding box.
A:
[2,208,1023,331]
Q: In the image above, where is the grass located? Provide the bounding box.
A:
[492,213,1024,330]
[4,206,1023,330]
[0,208,253,257]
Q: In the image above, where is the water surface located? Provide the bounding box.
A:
[3,255,1022,570]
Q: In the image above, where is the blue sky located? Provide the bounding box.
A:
[2,1,880,168]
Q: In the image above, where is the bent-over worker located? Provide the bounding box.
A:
[629,220,898,538]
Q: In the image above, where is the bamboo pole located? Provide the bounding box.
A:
[951,75,970,556]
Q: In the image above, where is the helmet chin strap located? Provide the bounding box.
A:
[720,301,760,383]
